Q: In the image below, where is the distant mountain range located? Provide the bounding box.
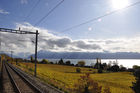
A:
[0,52,31,59]
[29,50,140,59]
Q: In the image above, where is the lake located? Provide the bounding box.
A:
[46,59,140,68]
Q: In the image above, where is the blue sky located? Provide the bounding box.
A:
[0,0,140,53]
[0,0,140,39]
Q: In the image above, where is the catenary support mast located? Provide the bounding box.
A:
[0,28,39,77]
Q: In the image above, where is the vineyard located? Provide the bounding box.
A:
[13,62,135,93]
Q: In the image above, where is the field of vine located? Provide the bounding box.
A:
[13,62,135,93]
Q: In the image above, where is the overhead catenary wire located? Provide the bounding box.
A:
[23,0,41,22]
[22,0,140,39]
[34,0,140,39]
[60,1,140,33]
[34,0,64,26]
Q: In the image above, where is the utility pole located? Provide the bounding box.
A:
[0,32,1,65]
[11,51,12,59]
[11,51,13,63]
[0,32,1,51]
[34,30,39,77]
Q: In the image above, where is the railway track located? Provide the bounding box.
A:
[1,62,42,93]
[1,61,15,93]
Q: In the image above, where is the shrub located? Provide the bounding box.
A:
[25,64,29,69]
[77,61,85,67]
[98,69,103,73]
[89,69,92,71]
[131,68,140,93]
[74,73,102,93]
[28,68,34,72]
[76,68,81,73]
[17,63,20,66]
[50,62,54,64]
[93,71,96,74]
[103,87,111,93]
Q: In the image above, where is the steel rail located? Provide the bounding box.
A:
[7,63,42,93]
[4,62,21,93]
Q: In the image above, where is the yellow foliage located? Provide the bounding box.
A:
[13,62,135,93]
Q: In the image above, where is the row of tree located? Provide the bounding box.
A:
[93,61,127,72]
[37,58,133,73]
[15,56,139,73]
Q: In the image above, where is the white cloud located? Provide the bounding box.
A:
[1,22,140,55]
[21,0,28,4]
[0,9,9,14]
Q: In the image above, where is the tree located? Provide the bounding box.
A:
[107,61,112,69]
[133,65,140,70]
[94,62,99,69]
[65,60,71,65]
[77,61,85,67]
[58,58,64,65]
[71,63,74,66]
[120,65,127,72]
[112,61,118,66]
[94,58,100,69]
[109,65,119,72]
[40,59,49,64]
[102,63,108,70]
[30,56,34,63]
[131,69,140,93]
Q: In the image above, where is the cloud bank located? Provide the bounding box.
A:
[1,22,140,55]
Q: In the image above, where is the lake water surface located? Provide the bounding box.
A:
[47,59,140,68]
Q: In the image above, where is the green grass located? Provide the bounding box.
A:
[13,62,135,93]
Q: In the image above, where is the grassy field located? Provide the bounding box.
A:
[12,62,135,93]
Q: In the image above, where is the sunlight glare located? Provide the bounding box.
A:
[112,0,129,9]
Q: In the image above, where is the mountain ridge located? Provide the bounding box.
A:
[29,50,140,59]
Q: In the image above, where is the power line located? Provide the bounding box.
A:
[24,0,41,22]
[60,1,140,33]
[34,0,64,26]
[32,0,140,39]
